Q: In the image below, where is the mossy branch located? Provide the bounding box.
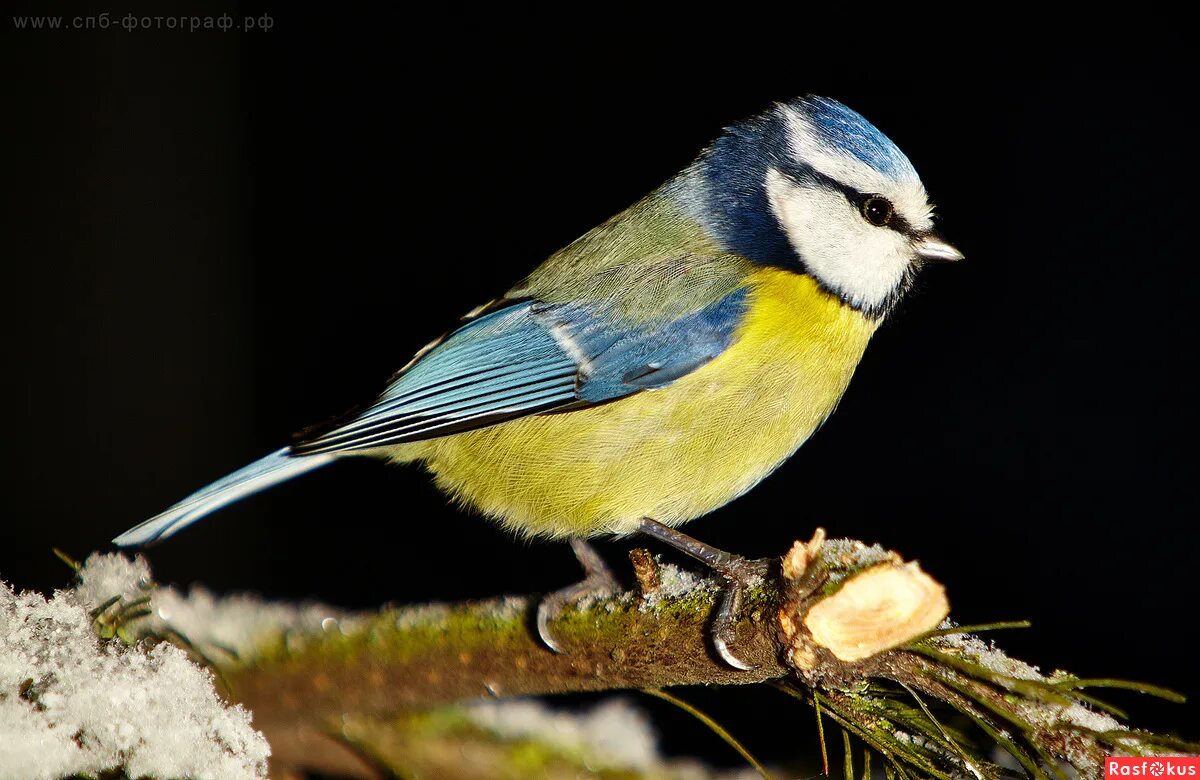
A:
[221,572,782,721]
[90,532,1196,779]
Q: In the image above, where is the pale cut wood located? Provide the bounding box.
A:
[803,561,949,662]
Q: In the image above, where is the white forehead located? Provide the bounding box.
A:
[779,105,934,233]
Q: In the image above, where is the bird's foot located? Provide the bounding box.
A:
[536,539,620,653]
[637,517,769,670]
[708,556,770,670]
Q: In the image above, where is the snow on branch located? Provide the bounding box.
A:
[0,562,270,780]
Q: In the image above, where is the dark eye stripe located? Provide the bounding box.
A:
[780,163,914,235]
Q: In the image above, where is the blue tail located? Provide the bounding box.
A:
[112,448,335,547]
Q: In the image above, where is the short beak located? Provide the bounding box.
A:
[914,234,964,263]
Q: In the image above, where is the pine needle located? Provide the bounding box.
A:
[815,689,830,776]
[899,682,983,779]
[911,621,1031,643]
[642,688,772,780]
[52,547,81,572]
[1051,677,1186,703]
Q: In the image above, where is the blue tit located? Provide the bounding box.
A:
[113,96,961,667]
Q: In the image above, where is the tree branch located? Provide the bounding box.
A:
[93,531,1197,779]
[224,570,783,723]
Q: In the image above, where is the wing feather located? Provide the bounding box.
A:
[293,302,578,455]
[291,287,750,455]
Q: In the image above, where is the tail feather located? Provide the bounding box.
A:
[112,448,335,547]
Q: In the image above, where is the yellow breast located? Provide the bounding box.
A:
[393,268,877,538]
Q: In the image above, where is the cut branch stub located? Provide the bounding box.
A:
[803,561,948,662]
[782,552,949,664]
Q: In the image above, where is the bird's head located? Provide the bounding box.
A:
[689,95,961,317]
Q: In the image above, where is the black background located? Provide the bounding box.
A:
[2,8,1196,771]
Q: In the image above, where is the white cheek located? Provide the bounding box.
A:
[765,169,912,311]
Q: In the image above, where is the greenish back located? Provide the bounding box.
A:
[510,183,755,324]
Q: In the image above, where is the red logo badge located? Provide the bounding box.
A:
[1106,758,1200,778]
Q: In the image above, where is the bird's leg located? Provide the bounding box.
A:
[637,517,769,670]
[536,538,620,653]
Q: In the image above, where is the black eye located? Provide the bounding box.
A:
[860,195,894,227]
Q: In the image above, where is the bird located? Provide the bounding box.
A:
[113,95,961,669]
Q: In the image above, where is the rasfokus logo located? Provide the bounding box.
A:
[1107,758,1200,777]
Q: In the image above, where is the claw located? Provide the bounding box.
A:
[536,539,619,654]
[712,581,755,670]
[636,518,769,670]
[536,595,567,654]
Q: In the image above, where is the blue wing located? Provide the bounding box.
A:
[292,288,749,455]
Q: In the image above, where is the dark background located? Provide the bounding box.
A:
[2,8,1196,771]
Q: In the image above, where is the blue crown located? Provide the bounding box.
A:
[787,96,918,182]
